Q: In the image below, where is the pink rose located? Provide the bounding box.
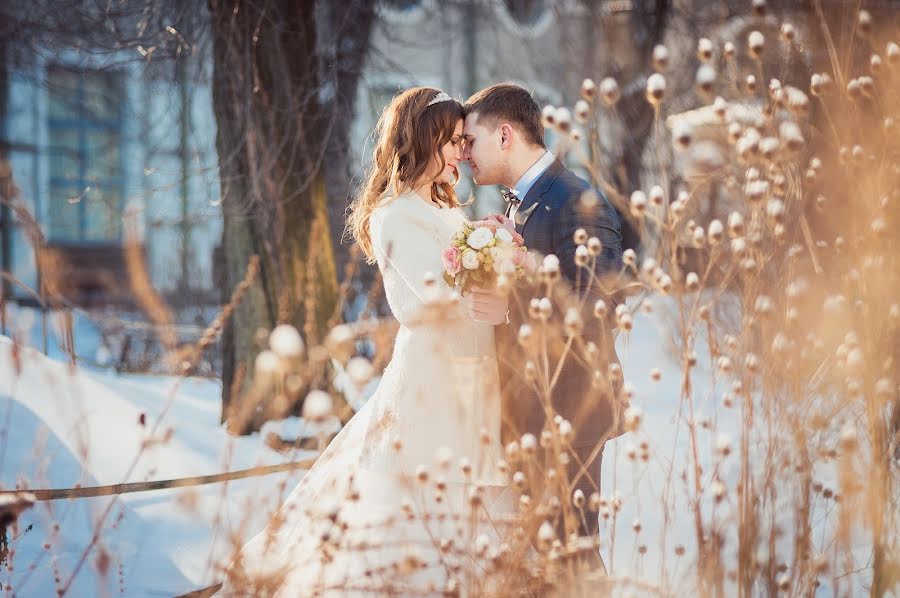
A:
[442,246,462,276]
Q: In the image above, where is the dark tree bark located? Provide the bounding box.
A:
[209,0,339,431]
[318,1,377,271]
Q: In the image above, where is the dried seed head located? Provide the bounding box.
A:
[254,350,282,377]
[858,9,872,34]
[717,356,734,374]
[745,179,768,202]
[537,297,553,320]
[652,44,670,71]
[723,41,736,60]
[887,42,900,64]
[347,356,374,386]
[696,64,716,94]
[692,226,706,247]
[574,244,590,267]
[646,73,667,104]
[748,31,765,59]
[686,272,700,292]
[649,185,665,206]
[302,389,333,422]
[745,74,758,94]
[630,190,648,217]
[541,105,556,127]
[564,307,583,335]
[766,198,785,224]
[558,419,574,443]
[754,294,774,315]
[871,54,883,73]
[780,22,796,42]
[624,406,643,432]
[839,421,858,451]
[574,99,590,123]
[623,249,636,267]
[269,324,305,359]
[506,441,521,462]
[581,78,597,100]
[600,77,621,105]
[587,236,602,256]
[759,136,780,159]
[780,121,804,152]
[554,108,572,133]
[785,87,809,116]
[573,489,585,508]
[708,219,724,245]
[751,0,766,16]
[538,521,555,549]
[520,433,537,454]
[728,212,745,237]
[518,323,534,347]
[858,76,875,97]
[745,353,760,371]
[573,227,588,245]
[416,464,429,483]
[594,299,609,319]
[697,37,714,62]
[711,480,727,502]
[713,96,728,119]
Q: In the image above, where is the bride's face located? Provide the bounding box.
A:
[428,119,464,185]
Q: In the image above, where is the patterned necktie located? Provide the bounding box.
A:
[501,188,520,206]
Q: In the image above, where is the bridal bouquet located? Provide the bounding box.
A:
[441,221,533,295]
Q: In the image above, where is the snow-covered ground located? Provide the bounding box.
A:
[0,300,864,596]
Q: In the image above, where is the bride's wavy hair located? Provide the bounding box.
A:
[346,87,465,263]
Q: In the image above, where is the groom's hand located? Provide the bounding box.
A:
[467,286,509,325]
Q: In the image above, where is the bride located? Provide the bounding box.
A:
[220,88,513,596]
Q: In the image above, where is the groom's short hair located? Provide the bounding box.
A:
[465,83,545,149]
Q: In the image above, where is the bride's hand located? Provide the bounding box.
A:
[466,285,509,326]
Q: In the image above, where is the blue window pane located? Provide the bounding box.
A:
[48,183,86,241]
[45,65,124,243]
[84,185,122,241]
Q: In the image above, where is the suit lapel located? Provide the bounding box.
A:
[513,159,564,233]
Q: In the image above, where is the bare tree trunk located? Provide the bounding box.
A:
[318,0,376,273]
[209,0,338,431]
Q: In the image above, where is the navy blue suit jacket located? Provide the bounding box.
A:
[497,158,624,449]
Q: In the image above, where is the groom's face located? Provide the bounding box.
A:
[463,112,507,186]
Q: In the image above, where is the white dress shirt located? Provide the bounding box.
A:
[508,150,555,220]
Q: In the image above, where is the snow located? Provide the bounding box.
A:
[0,327,311,596]
[0,298,867,596]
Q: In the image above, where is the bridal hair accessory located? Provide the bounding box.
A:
[426,91,453,107]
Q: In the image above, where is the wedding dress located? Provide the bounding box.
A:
[221,192,512,597]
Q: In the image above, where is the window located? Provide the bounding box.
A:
[46,65,124,242]
[503,0,547,26]
[382,0,422,10]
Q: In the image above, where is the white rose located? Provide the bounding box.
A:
[467,227,494,250]
[494,227,514,244]
[462,249,480,270]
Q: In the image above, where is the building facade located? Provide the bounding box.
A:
[2,0,621,309]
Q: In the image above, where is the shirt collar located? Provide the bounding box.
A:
[511,150,555,199]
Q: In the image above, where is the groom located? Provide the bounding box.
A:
[462,83,624,537]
